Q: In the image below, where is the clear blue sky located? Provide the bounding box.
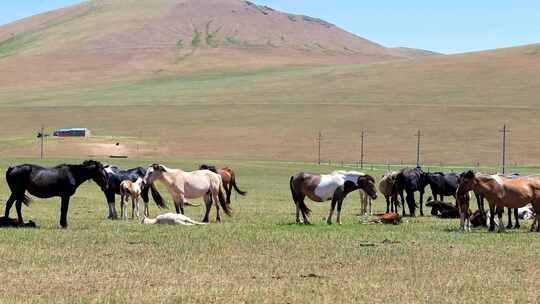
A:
[1,0,540,54]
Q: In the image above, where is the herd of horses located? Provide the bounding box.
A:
[2,160,540,233]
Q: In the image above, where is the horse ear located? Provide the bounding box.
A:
[465,170,475,178]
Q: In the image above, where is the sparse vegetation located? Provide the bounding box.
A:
[205,20,221,48]
[192,28,202,47]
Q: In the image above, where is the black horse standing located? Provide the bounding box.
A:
[4,160,108,228]
[395,167,427,217]
[423,172,459,202]
[101,166,167,219]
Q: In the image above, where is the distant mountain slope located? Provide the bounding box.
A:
[0,0,435,87]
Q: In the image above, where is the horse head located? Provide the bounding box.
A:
[82,160,109,190]
[457,170,476,195]
[143,164,167,186]
[358,175,378,200]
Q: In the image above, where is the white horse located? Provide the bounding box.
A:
[119,177,145,220]
[141,213,207,225]
[143,164,231,223]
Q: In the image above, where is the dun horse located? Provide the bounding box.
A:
[120,177,144,220]
[4,160,108,228]
[457,171,540,232]
[143,164,230,223]
[289,171,377,225]
[199,164,247,205]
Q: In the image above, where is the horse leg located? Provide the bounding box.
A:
[4,194,16,218]
[15,200,23,225]
[399,190,406,216]
[385,196,390,213]
[514,208,520,229]
[202,195,212,223]
[459,208,465,232]
[336,197,345,225]
[213,192,221,223]
[131,197,136,220]
[476,194,485,214]
[488,204,496,232]
[175,194,185,215]
[327,197,337,225]
[506,208,513,229]
[419,191,425,217]
[106,192,117,220]
[406,192,415,217]
[497,206,505,233]
[59,196,70,228]
[368,197,372,216]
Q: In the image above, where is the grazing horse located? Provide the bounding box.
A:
[423,172,459,202]
[120,177,144,219]
[101,166,167,219]
[141,213,207,225]
[378,171,400,213]
[395,167,427,217]
[199,164,247,205]
[289,171,377,225]
[142,164,230,223]
[457,171,540,232]
[4,160,108,228]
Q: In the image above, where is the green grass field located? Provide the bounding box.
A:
[1,157,539,303]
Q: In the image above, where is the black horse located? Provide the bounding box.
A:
[423,172,459,202]
[101,166,167,219]
[394,167,426,217]
[4,160,108,228]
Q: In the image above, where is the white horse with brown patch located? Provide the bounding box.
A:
[120,177,145,219]
[289,170,377,225]
[142,164,231,223]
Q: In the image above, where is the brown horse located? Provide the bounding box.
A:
[457,171,540,232]
[290,171,377,225]
[199,165,247,205]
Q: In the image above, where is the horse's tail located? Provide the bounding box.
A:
[150,184,167,209]
[290,176,311,216]
[218,181,232,216]
[230,172,247,196]
[6,166,32,206]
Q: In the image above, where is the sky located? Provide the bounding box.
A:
[1,0,540,54]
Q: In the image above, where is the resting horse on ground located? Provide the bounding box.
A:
[378,171,400,213]
[423,172,459,202]
[199,164,247,205]
[457,171,540,232]
[289,171,377,225]
[143,164,230,223]
[426,198,460,219]
[4,160,108,228]
[141,213,207,225]
[102,166,167,219]
[395,167,427,217]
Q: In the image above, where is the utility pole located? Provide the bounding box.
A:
[360,129,367,169]
[499,125,510,174]
[317,131,322,165]
[415,130,423,168]
[37,125,48,160]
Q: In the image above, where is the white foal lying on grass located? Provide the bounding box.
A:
[120,177,146,220]
[141,213,207,225]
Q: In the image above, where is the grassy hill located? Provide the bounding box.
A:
[0,1,539,167]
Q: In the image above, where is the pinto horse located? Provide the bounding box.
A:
[4,160,108,228]
[289,171,377,225]
[101,166,167,219]
[199,164,247,205]
[457,171,540,232]
[143,164,230,223]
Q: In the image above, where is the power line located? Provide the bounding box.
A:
[360,129,367,169]
[415,130,423,168]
